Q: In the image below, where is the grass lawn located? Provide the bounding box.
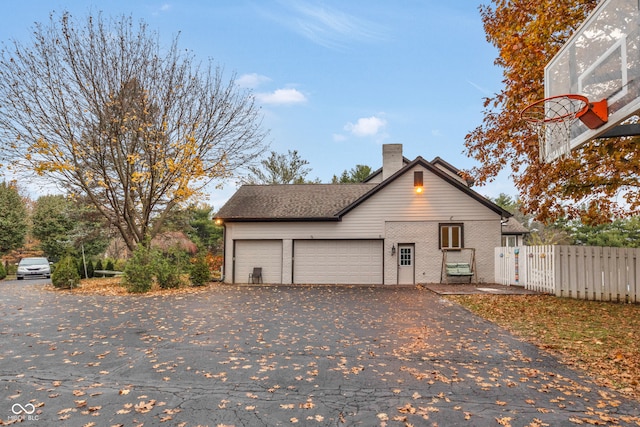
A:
[448,294,640,402]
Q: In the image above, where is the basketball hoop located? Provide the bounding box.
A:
[521,94,608,161]
[521,94,589,161]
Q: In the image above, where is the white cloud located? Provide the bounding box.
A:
[332,133,347,142]
[236,73,272,89]
[345,115,387,137]
[255,88,307,105]
[152,3,171,15]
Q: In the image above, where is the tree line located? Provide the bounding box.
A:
[0,180,222,287]
[493,193,640,248]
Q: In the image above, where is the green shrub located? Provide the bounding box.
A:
[190,254,211,286]
[87,260,95,278]
[113,258,127,272]
[95,259,103,271]
[77,257,86,279]
[0,262,6,280]
[52,255,81,289]
[123,244,154,293]
[155,254,182,289]
[106,259,115,271]
[77,258,95,278]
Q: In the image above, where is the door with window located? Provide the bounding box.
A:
[397,244,415,284]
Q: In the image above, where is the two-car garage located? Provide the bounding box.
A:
[233,239,383,285]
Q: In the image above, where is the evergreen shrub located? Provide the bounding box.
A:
[190,254,211,286]
[123,244,154,293]
[52,255,81,289]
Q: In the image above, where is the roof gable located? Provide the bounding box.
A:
[337,156,511,218]
[430,156,475,187]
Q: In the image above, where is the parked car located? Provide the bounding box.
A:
[16,257,52,280]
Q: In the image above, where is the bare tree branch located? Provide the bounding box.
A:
[0,11,268,250]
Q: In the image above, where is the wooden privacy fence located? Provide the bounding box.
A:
[495,245,640,303]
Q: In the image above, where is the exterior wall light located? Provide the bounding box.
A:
[214,218,223,226]
[391,244,396,256]
[414,170,424,194]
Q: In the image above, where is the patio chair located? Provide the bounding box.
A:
[249,267,262,284]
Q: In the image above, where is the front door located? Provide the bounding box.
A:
[397,244,415,284]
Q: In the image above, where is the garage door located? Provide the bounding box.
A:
[234,240,282,283]
[293,240,382,284]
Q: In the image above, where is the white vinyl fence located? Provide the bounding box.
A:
[495,245,640,303]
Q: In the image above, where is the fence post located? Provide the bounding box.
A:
[551,245,564,297]
[521,246,529,288]
[587,246,598,301]
[633,248,640,303]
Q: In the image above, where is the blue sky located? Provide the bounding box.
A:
[0,1,516,209]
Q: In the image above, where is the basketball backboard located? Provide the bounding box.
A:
[543,0,640,162]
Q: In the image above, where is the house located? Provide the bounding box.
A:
[215,144,512,285]
[501,217,530,247]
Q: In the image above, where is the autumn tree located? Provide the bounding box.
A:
[242,150,318,184]
[490,193,568,245]
[0,181,27,255]
[0,12,267,251]
[465,0,640,225]
[332,164,372,183]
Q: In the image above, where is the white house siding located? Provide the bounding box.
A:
[463,220,502,283]
[233,240,283,283]
[338,166,501,230]
[384,220,500,284]
[385,221,438,284]
[223,165,503,284]
[293,240,383,284]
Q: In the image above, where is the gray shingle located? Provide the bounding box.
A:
[216,184,377,220]
[502,217,530,234]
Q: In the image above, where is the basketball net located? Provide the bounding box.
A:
[521,95,589,162]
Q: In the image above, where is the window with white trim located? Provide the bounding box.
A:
[440,224,463,250]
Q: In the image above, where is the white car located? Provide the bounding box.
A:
[16,257,52,280]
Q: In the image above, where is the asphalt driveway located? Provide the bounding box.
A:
[1,281,638,426]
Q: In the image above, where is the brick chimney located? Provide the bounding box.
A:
[382,144,403,181]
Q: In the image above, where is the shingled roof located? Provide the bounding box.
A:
[501,217,530,235]
[216,183,377,221]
